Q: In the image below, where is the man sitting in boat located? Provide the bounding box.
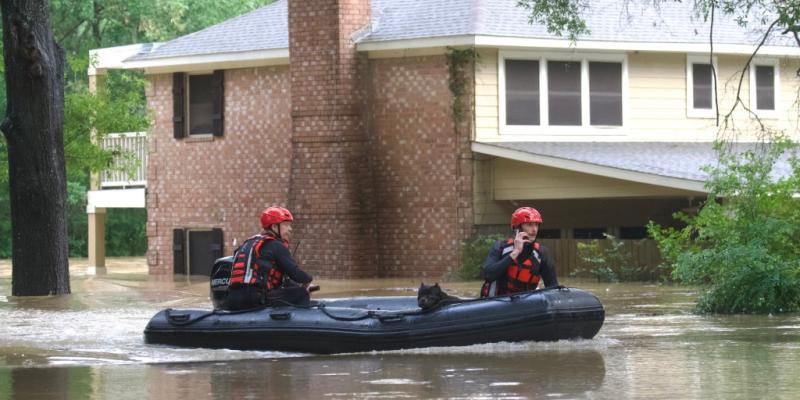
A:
[224,206,315,310]
[480,207,559,297]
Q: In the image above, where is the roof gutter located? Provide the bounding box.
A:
[358,35,800,57]
[122,48,290,74]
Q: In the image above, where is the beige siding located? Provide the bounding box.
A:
[474,48,500,139]
[475,50,800,141]
[492,158,704,200]
[473,155,507,225]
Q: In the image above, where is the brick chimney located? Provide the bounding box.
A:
[287,0,377,278]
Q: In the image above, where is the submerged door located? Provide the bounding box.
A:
[187,228,223,276]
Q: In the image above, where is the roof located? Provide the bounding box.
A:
[472,141,796,192]
[127,0,796,63]
[127,0,288,62]
[364,0,795,47]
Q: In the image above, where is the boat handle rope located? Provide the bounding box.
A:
[164,286,572,325]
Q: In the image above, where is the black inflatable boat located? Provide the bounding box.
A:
[144,287,604,354]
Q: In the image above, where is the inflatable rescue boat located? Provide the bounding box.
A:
[144,286,604,354]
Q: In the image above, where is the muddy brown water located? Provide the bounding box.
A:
[1,258,799,399]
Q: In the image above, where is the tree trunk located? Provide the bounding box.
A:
[1,0,70,295]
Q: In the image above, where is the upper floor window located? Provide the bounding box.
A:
[686,55,718,118]
[172,70,225,139]
[188,74,215,135]
[750,59,780,118]
[500,51,626,134]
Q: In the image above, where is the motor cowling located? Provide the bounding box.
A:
[210,256,233,309]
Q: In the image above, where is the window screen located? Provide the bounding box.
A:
[548,61,582,125]
[589,62,622,126]
[189,74,214,135]
[755,65,775,110]
[692,64,713,109]
[505,59,540,125]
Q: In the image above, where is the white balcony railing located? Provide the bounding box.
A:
[99,132,147,188]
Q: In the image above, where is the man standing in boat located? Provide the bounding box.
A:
[224,206,316,309]
[480,207,559,297]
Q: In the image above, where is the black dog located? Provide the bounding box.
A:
[417,283,460,310]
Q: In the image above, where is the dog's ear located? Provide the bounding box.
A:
[420,282,425,289]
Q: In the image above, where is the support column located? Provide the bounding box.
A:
[87,73,108,275]
[87,206,107,274]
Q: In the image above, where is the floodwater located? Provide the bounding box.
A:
[1,258,799,399]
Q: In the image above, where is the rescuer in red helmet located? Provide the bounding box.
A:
[479,207,559,298]
[224,206,316,310]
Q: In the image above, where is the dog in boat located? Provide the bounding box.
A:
[417,283,461,310]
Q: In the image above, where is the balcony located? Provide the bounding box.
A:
[99,132,147,188]
[87,132,147,211]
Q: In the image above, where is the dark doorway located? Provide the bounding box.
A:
[187,229,224,276]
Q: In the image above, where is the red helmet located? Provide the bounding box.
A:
[510,207,543,227]
[260,206,294,228]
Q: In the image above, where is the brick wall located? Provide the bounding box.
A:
[145,66,293,274]
[145,0,475,278]
[287,0,378,278]
[367,55,475,277]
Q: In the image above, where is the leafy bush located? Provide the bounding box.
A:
[572,234,665,282]
[648,137,800,314]
[448,233,505,281]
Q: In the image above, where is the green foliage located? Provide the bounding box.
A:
[0,184,10,259]
[446,47,479,123]
[649,137,800,314]
[50,0,274,58]
[105,208,148,256]
[449,233,505,281]
[516,0,798,44]
[66,181,89,257]
[572,234,666,282]
[516,0,590,42]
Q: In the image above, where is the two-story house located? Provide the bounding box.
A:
[87,0,799,278]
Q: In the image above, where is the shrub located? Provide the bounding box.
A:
[572,234,664,282]
[449,233,505,281]
[648,137,800,314]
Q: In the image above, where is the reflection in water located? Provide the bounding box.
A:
[1,259,800,399]
[155,351,605,399]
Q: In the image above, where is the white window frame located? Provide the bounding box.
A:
[498,50,628,136]
[686,54,719,119]
[185,70,215,137]
[749,58,780,119]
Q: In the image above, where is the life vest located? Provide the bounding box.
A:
[481,239,542,297]
[228,234,287,291]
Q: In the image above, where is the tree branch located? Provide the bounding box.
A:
[710,2,719,127]
[722,17,781,126]
[57,19,86,43]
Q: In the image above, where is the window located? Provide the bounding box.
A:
[573,228,607,239]
[548,61,582,125]
[749,59,780,117]
[589,62,623,126]
[500,51,626,133]
[537,228,561,239]
[188,74,214,135]
[172,70,225,139]
[686,55,718,118]
[505,59,540,125]
[619,226,648,240]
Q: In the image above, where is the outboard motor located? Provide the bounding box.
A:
[210,256,233,309]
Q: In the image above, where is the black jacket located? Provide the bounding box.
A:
[258,239,313,286]
[482,240,558,290]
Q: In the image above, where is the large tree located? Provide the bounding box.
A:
[1,0,70,295]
